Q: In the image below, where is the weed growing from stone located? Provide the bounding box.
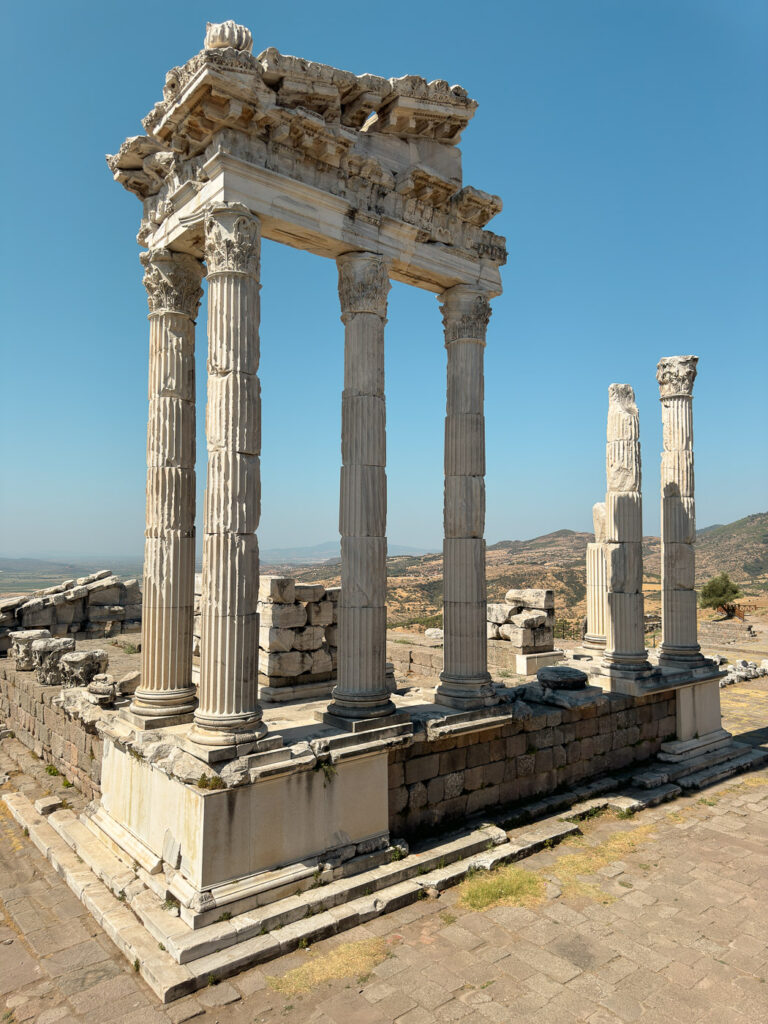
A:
[197,773,225,790]
[44,765,59,776]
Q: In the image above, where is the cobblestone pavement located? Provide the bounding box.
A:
[1,684,767,1024]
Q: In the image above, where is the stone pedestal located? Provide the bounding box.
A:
[583,502,607,651]
[435,287,497,710]
[657,356,703,667]
[601,384,652,681]
[326,253,395,722]
[191,204,266,748]
[131,249,203,725]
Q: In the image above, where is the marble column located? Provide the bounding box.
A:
[434,286,497,710]
[191,203,265,747]
[657,355,702,665]
[584,501,607,651]
[326,252,395,721]
[131,249,203,724]
[602,384,651,676]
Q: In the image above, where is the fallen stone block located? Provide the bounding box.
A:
[504,588,554,610]
[9,629,52,669]
[32,637,76,685]
[294,583,326,602]
[60,649,110,688]
[35,796,63,815]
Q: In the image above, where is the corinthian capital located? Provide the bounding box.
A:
[439,285,492,343]
[657,355,698,399]
[204,203,260,276]
[337,252,390,319]
[140,249,204,317]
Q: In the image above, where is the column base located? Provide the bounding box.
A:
[188,711,267,754]
[127,685,197,728]
[658,643,705,669]
[434,672,499,711]
[582,634,606,652]
[325,686,395,722]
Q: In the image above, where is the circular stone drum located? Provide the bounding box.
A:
[537,666,588,691]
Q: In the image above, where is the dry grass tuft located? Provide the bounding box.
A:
[459,866,546,911]
[549,818,657,903]
[268,936,397,997]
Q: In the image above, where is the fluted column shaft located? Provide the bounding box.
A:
[192,204,265,746]
[584,502,607,650]
[602,384,650,673]
[132,249,203,721]
[328,253,395,720]
[435,287,496,710]
[657,356,701,664]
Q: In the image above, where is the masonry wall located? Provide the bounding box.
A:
[387,691,676,839]
[0,662,103,800]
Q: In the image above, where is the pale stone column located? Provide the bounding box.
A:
[131,249,203,723]
[602,384,651,676]
[584,501,607,651]
[327,253,395,721]
[191,204,265,747]
[657,355,702,665]
[434,287,497,710]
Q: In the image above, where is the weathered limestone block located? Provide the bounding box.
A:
[258,625,295,652]
[59,650,110,688]
[326,587,341,604]
[487,621,501,639]
[259,602,307,629]
[499,624,532,646]
[312,646,333,674]
[87,605,126,622]
[20,600,55,628]
[306,600,334,627]
[9,630,51,670]
[292,626,325,652]
[258,576,296,604]
[258,650,312,677]
[504,589,554,610]
[486,602,511,625]
[32,637,76,685]
[509,611,547,629]
[294,583,326,602]
[324,624,338,647]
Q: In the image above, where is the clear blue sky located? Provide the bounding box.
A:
[1,0,766,559]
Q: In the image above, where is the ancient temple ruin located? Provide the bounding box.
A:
[1,21,763,1004]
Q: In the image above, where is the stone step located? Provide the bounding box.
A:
[631,742,754,789]
[677,748,768,791]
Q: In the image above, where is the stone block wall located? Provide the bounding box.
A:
[0,571,141,654]
[0,660,103,800]
[487,588,555,654]
[257,577,340,701]
[387,690,676,839]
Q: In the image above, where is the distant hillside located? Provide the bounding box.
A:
[261,540,432,566]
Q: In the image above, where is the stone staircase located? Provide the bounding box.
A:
[3,736,767,1001]
[631,740,767,795]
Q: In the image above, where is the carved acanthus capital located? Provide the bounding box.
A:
[439,286,492,343]
[657,355,698,399]
[204,203,260,277]
[140,249,204,317]
[337,252,390,319]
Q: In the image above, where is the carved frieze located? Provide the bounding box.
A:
[141,249,204,317]
[204,203,260,277]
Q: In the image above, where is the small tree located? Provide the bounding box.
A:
[699,573,742,619]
